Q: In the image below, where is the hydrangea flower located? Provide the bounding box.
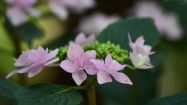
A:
[132,1,182,41]
[49,0,95,20]
[60,44,97,85]
[6,47,59,78]
[6,0,40,26]
[128,35,154,69]
[78,13,120,34]
[90,54,132,85]
[73,33,95,46]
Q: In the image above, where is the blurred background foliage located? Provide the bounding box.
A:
[0,0,187,105]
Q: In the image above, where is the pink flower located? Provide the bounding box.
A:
[78,13,119,34]
[6,47,59,78]
[128,35,154,69]
[60,44,97,85]
[90,54,132,85]
[6,0,40,26]
[133,1,182,41]
[49,0,95,20]
[74,33,95,45]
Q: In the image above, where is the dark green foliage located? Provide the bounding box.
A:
[146,93,187,105]
[97,18,160,50]
[15,84,83,105]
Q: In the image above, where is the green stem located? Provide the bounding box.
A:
[87,85,97,105]
[127,65,136,70]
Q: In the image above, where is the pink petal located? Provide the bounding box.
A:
[83,34,96,45]
[46,49,59,61]
[134,36,145,46]
[7,7,28,26]
[112,72,133,85]
[97,71,112,84]
[67,44,84,61]
[27,8,40,17]
[44,58,59,66]
[16,67,32,73]
[49,1,68,20]
[75,33,86,45]
[84,50,96,59]
[14,51,33,67]
[108,60,126,72]
[28,66,43,78]
[90,59,106,71]
[60,60,77,73]
[84,64,98,75]
[72,70,87,85]
[105,54,113,66]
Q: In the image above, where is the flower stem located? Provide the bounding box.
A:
[127,65,136,70]
[87,85,97,105]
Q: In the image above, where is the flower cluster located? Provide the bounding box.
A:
[49,0,95,20]
[6,0,40,26]
[133,1,182,41]
[6,33,155,86]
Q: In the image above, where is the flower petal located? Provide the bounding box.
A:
[85,34,96,45]
[27,8,40,17]
[14,50,33,67]
[49,1,68,20]
[105,54,113,66]
[90,59,106,71]
[46,49,59,61]
[6,7,28,26]
[6,70,18,79]
[97,71,112,84]
[108,60,126,72]
[130,52,147,69]
[28,66,43,78]
[60,60,77,73]
[84,64,98,75]
[84,50,96,59]
[75,33,86,45]
[112,72,132,85]
[135,36,145,46]
[44,58,59,66]
[68,44,84,61]
[72,70,87,85]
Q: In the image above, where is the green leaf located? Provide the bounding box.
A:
[0,78,19,104]
[146,93,187,105]
[97,18,160,50]
[4,18,43,45]
[15,84,83,105]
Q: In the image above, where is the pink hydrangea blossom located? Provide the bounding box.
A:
[60,44,97,85]
[133,1,182,41]
[73,33,95,46]
[90,54,132,85]
[6,0,40,26]
[78,13,120,34]
[49,0,95,20]
[6,47,59,78]
[128,35,154,69]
